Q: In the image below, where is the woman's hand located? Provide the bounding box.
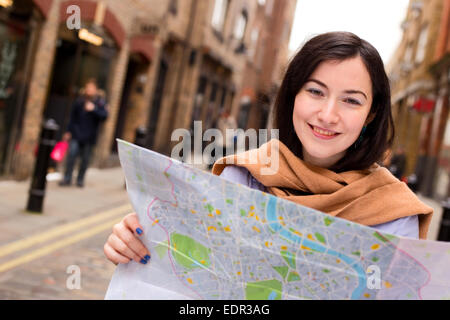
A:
[104,212,151,265]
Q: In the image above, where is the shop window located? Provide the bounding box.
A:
[248,27,259,59]
[233,10,248,41]
[401,41,414,73]
[404,42,413,63]
[265,0,274,16]
[415,24,428,64]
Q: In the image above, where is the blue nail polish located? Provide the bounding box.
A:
[140,258,147,264]
[136,228,143,235]
[144,255,151,261]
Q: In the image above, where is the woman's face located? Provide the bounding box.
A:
[293,56,374,168]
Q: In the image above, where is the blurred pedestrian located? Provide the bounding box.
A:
[388,146,407,180]
[59,79,108,187]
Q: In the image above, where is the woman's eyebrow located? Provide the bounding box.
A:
[344,89,368,100]
[306,78,368,100]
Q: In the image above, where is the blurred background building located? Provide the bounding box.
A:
[0,0,297,181]
[386,0,450,201]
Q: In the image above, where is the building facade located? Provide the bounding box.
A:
[0,0,297,180]
[148,0,297,156]
[387,0,450,200]
[239,0,296,132]
[1,0,161,180]
[429,0,450,200]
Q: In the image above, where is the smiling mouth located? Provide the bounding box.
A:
[308,124,340,136]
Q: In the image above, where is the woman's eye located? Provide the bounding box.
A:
[344,98,361,105]
[307,88,323,96]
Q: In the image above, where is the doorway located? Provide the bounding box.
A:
[111,54,149,153]
[43,25,116,141]
[146,57,168,149]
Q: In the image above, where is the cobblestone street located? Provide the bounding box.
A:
[0,167,130,299]
[0,230,115,299]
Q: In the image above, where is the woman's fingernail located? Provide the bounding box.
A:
[136,228,143,235]
[144,255,151,261]
[140,258,147,264]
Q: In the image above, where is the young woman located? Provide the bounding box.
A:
[104,32,433,266]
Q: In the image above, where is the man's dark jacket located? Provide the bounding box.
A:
[67,95,108,145]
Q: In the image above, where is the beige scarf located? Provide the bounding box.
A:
[212,139,434,239]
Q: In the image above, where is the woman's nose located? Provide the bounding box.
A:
[317,99,339,124]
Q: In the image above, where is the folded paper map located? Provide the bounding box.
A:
[105,140,450,300]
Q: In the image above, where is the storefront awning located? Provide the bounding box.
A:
[130,35,155,63]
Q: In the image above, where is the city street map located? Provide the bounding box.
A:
[105,140,450,300]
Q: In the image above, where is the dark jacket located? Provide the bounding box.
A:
[67,95,108,145]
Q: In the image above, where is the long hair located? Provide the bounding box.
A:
[273,31,394,172]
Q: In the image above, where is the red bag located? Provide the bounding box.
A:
[51,141,69,162]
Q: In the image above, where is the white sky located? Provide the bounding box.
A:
[288,0,410,63]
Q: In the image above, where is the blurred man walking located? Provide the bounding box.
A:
[59,79,108,187]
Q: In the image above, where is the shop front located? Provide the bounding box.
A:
[43,23,117,142]
[0,0,40,176]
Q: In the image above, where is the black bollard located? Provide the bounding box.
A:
[26,119,59,213]
[134,126,147,147]
[438,198,450,242]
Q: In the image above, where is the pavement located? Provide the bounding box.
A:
[0,161,446,299]
[0,166,131,299]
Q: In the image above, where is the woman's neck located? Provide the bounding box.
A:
[301,150,345,169]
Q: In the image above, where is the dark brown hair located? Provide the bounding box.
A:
[273,31,394,172]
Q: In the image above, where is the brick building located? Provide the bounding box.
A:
[239,0,296,132]
[0,0,297,180]
[1,0,160,180]
[386,0,449,200]
[148,0,297,155]
[429,0,450,200]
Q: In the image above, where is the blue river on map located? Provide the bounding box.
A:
[266,195,366,299]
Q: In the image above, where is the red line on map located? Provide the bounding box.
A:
[144,160,204,299]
